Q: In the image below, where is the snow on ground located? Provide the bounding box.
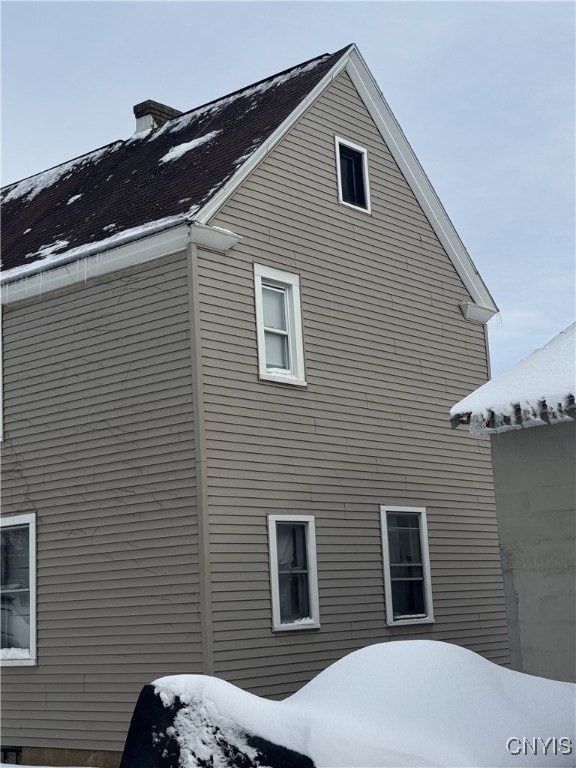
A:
[154,640,576,767]
[451,323,575,434]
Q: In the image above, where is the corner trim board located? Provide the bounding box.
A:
[186,241,214,675]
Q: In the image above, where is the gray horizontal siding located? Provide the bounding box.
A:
[1,252,202,752]
[204,70,508,695]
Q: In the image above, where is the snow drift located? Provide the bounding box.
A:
[119,640,575,768]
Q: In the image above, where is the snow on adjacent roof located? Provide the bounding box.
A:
[152,640,575,767]
[451,323,576,434]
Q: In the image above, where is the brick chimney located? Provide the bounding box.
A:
[133,100,183,133]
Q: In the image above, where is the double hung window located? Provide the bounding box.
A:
[1,513,36,665]
[335,137,371,212]
[381,506,434,625]
[254,264,306,386]
[268,515,319,631]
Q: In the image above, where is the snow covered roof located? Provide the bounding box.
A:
[451,323,576,434]
[1,47,345,281]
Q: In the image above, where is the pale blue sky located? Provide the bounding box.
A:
[2,1,574,375]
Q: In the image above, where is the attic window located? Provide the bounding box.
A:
[336,137,371,212]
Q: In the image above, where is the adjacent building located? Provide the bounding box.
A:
[451,323,575,683]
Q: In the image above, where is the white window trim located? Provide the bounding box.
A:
[380,506,434,626]
[254,264,306,387]
[335,136,372,214]
[1,512,37,666]
[268,514,320,632]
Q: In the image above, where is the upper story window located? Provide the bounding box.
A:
[380,506,434,626]
[1,513,37,666]
[254,264,306,387]
[335,137,371,213]
[268,515,320,631]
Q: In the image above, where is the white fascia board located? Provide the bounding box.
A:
[195,46,354,226]
[1,222,241,305]
[345,47,498,319]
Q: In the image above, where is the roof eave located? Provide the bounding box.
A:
[1,220,242,304]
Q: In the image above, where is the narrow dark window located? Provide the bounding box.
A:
[276,522,310,623]
[386,513,425,618]
[338,143,367,209]
[268,515,319,630]
[381,506,433,625]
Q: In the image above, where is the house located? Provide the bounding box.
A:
[451,323,575,683]
[1,43,509,767]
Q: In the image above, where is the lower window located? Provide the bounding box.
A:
[381,506,434,625]
[268,515,320,631]
[1,513,37,665]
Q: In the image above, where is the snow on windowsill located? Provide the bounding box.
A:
[0,647,31,660]
[281,617,319,627]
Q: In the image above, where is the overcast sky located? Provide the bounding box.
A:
[1,1,574,376]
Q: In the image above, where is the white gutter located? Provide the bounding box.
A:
[1,220,241,305]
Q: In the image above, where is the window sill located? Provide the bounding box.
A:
[338,198,372,215]
[273,621,321,632]
[387,616,435,627]
[259,372,307,387]
[1,657,36,667]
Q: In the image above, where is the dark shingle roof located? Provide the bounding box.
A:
[2,47,349,279]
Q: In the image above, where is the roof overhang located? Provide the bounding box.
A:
[451,395,576,434]
[1,221,241,304]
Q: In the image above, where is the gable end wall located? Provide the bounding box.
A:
[204,70,509,696]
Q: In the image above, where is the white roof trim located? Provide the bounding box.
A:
[196,43,497,320]
[345,47,497,317]
[1,222,241,304]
